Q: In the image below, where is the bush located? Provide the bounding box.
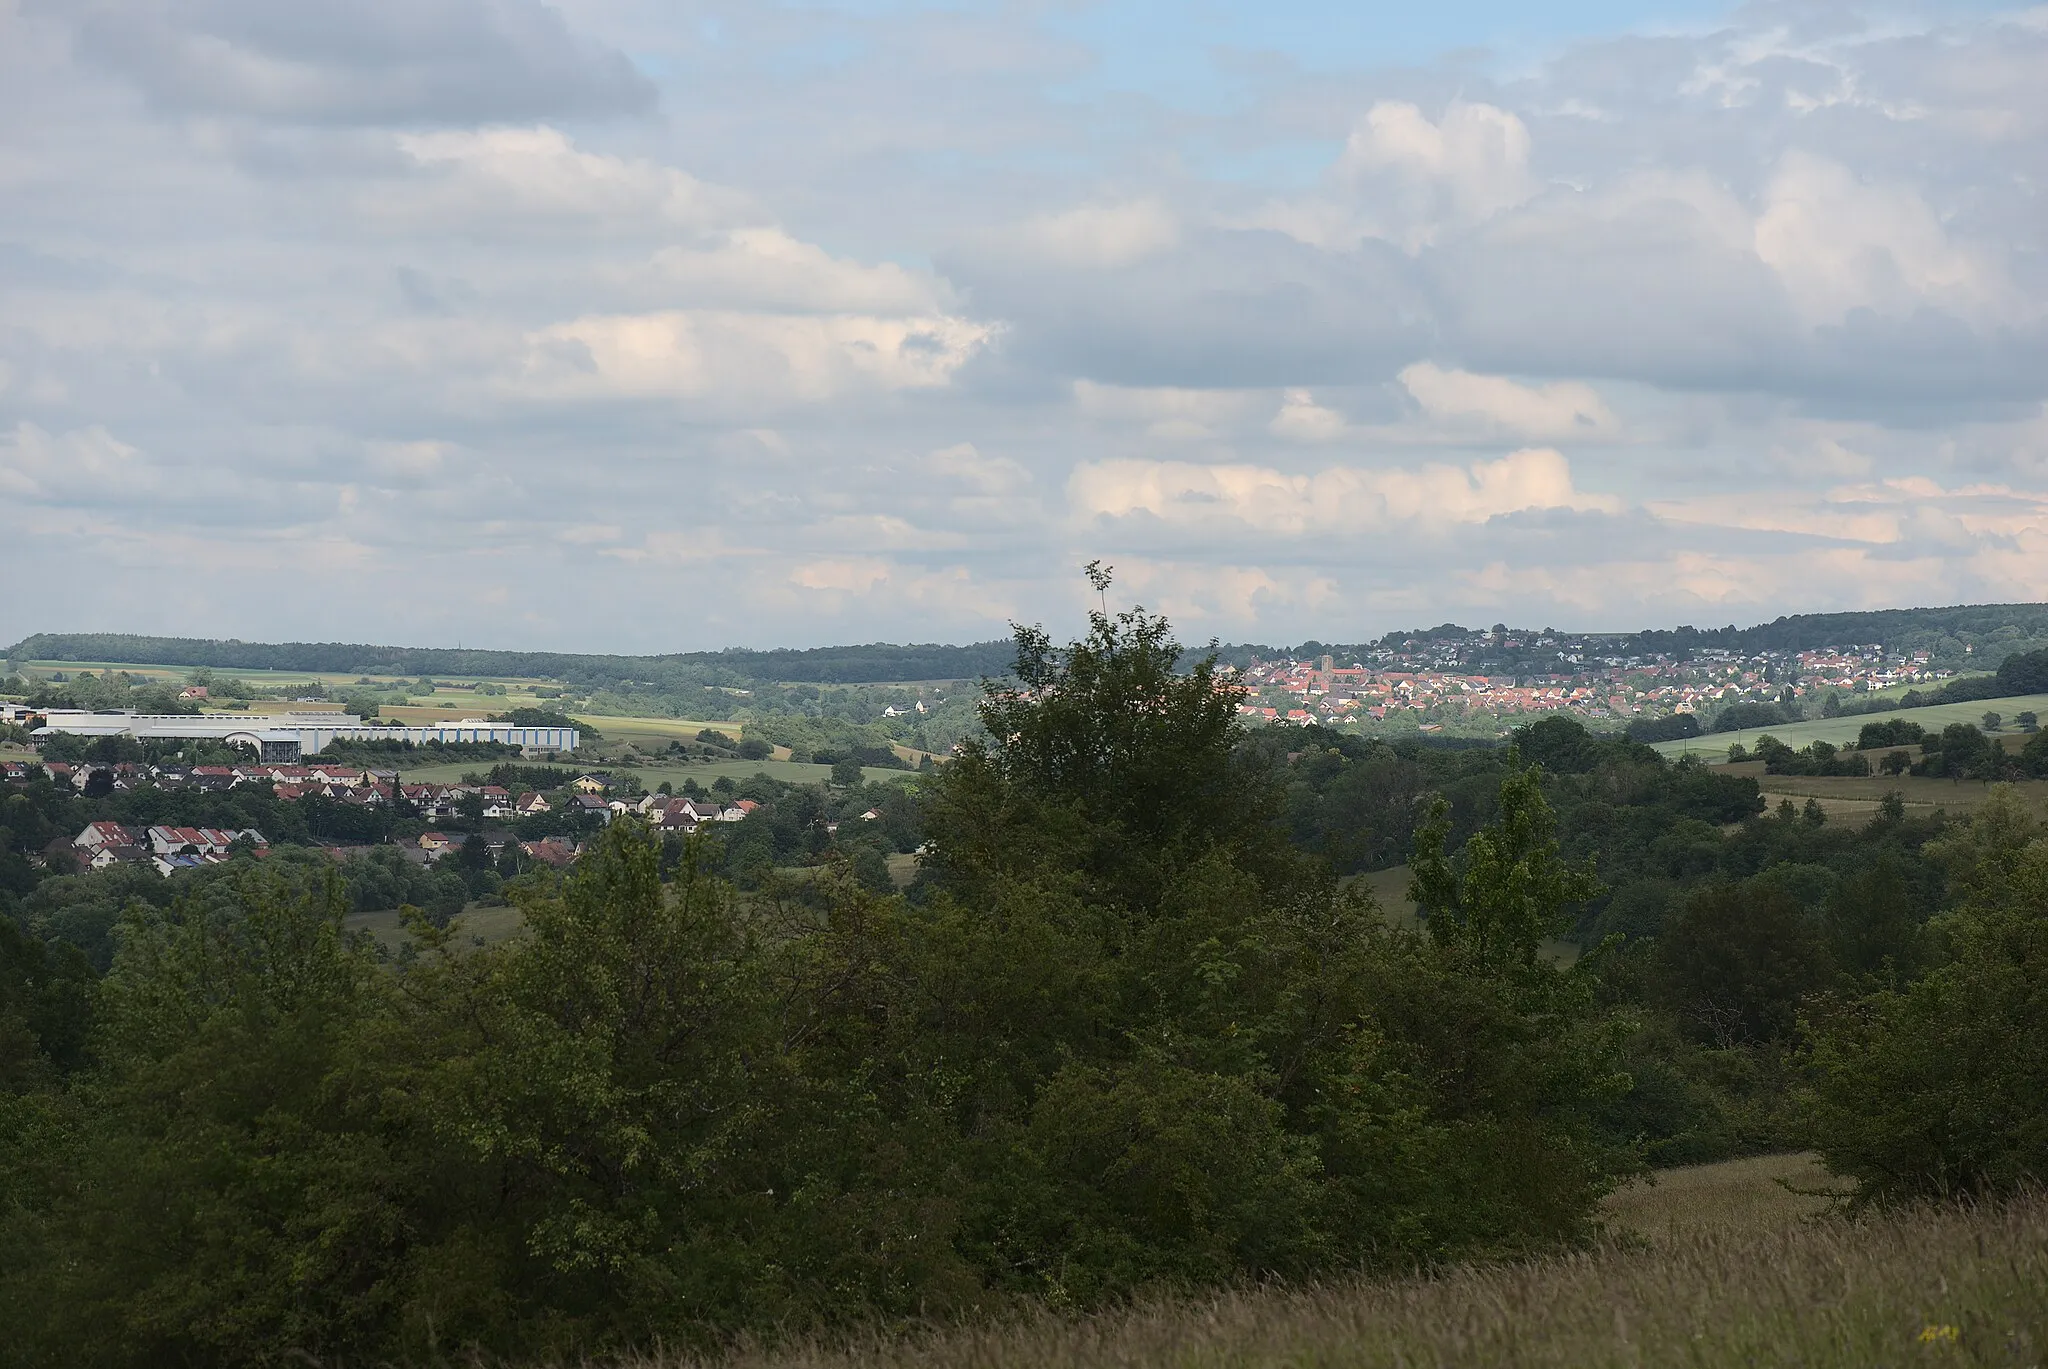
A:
[1626,714,1700,744]
[1808,790,2048,1201]
[736,737,773,760]
[1855,718,1925,750]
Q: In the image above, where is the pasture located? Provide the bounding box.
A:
[344,903,528,955]
[1649,692,2048,760]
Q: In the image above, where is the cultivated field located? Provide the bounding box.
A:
[614,1157,2044,1369]
[1649,692,2048,759]
[344,903,527,953]
[1753,770,2048,822]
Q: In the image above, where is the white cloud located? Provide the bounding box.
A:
[1000,200,1180,269]
[1337,100,1537,221]
[1073,380,1258,441]
[650,228,952,314]
[0,423,155,503]
[790,557,892,594]
[774,559,1019,624]
[390,126,754,230]
[1257,100,1539,251]
[521,309,995,404]
[1753,150,2013,326]
[1069,447,1618,536]
[926,442,1030,496]
[1108,560,1342,627]
[1268,389,1354,442]
[1398,363,1617,439]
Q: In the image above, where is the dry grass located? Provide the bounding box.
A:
[1601,1152,1852,1242]
[583,1162,2046,1369]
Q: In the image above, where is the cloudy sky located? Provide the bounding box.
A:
[2,0,2044,652]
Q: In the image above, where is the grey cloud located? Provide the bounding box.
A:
[57,0,656,125]
[948,229,1435,389]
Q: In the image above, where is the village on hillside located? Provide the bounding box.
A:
[1230,638,1959,733]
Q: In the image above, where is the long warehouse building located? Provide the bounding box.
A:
[33,710,579,761]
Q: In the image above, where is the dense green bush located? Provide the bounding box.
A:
[1806,788,2048,1201]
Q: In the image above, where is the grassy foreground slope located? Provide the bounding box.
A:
[627,1159,2044,1369]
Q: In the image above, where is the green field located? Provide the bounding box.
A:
[1650,692,2048,760]
[344,903,528,954]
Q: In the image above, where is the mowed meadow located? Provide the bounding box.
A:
[618,1157,2044,1369]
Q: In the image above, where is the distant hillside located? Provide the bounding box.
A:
[1369,602,2048,658]
[2,633,1017,687]
[13,601,2048,688]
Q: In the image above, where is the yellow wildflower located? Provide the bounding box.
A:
[1918,1324,1960,1345]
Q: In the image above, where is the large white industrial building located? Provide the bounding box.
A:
[33,710,579,760]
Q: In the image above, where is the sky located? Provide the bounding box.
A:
[2,0,2046,653]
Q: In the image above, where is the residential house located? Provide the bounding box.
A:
[418,832,456,855]
[515,792,551,816]
[146,826,265,857]
[571,774,611,794]
[520,838,579,869]
[568,794,612,822]
[478,786,513,818]
[74,820,140,853]
[186,766,241,793]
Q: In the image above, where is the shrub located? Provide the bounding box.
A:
[1808,789,2048,1201]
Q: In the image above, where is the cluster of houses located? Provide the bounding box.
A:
[1228,642,1967,733]
[1,759,633,825]
[13,756,775,880]
[413,792,759,857]
[72,820,269,876]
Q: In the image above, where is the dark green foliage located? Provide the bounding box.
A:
[498,706,600,740]
[1510,716,1655,775]
[1857,718,1926,750]
[1915,722,1998,779]
[1807,790,2048,1201]
[1994,646,2048,694]
[1759,738,1872,777]
[1653,882,1831,1047]
[1626,713,1700,743]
